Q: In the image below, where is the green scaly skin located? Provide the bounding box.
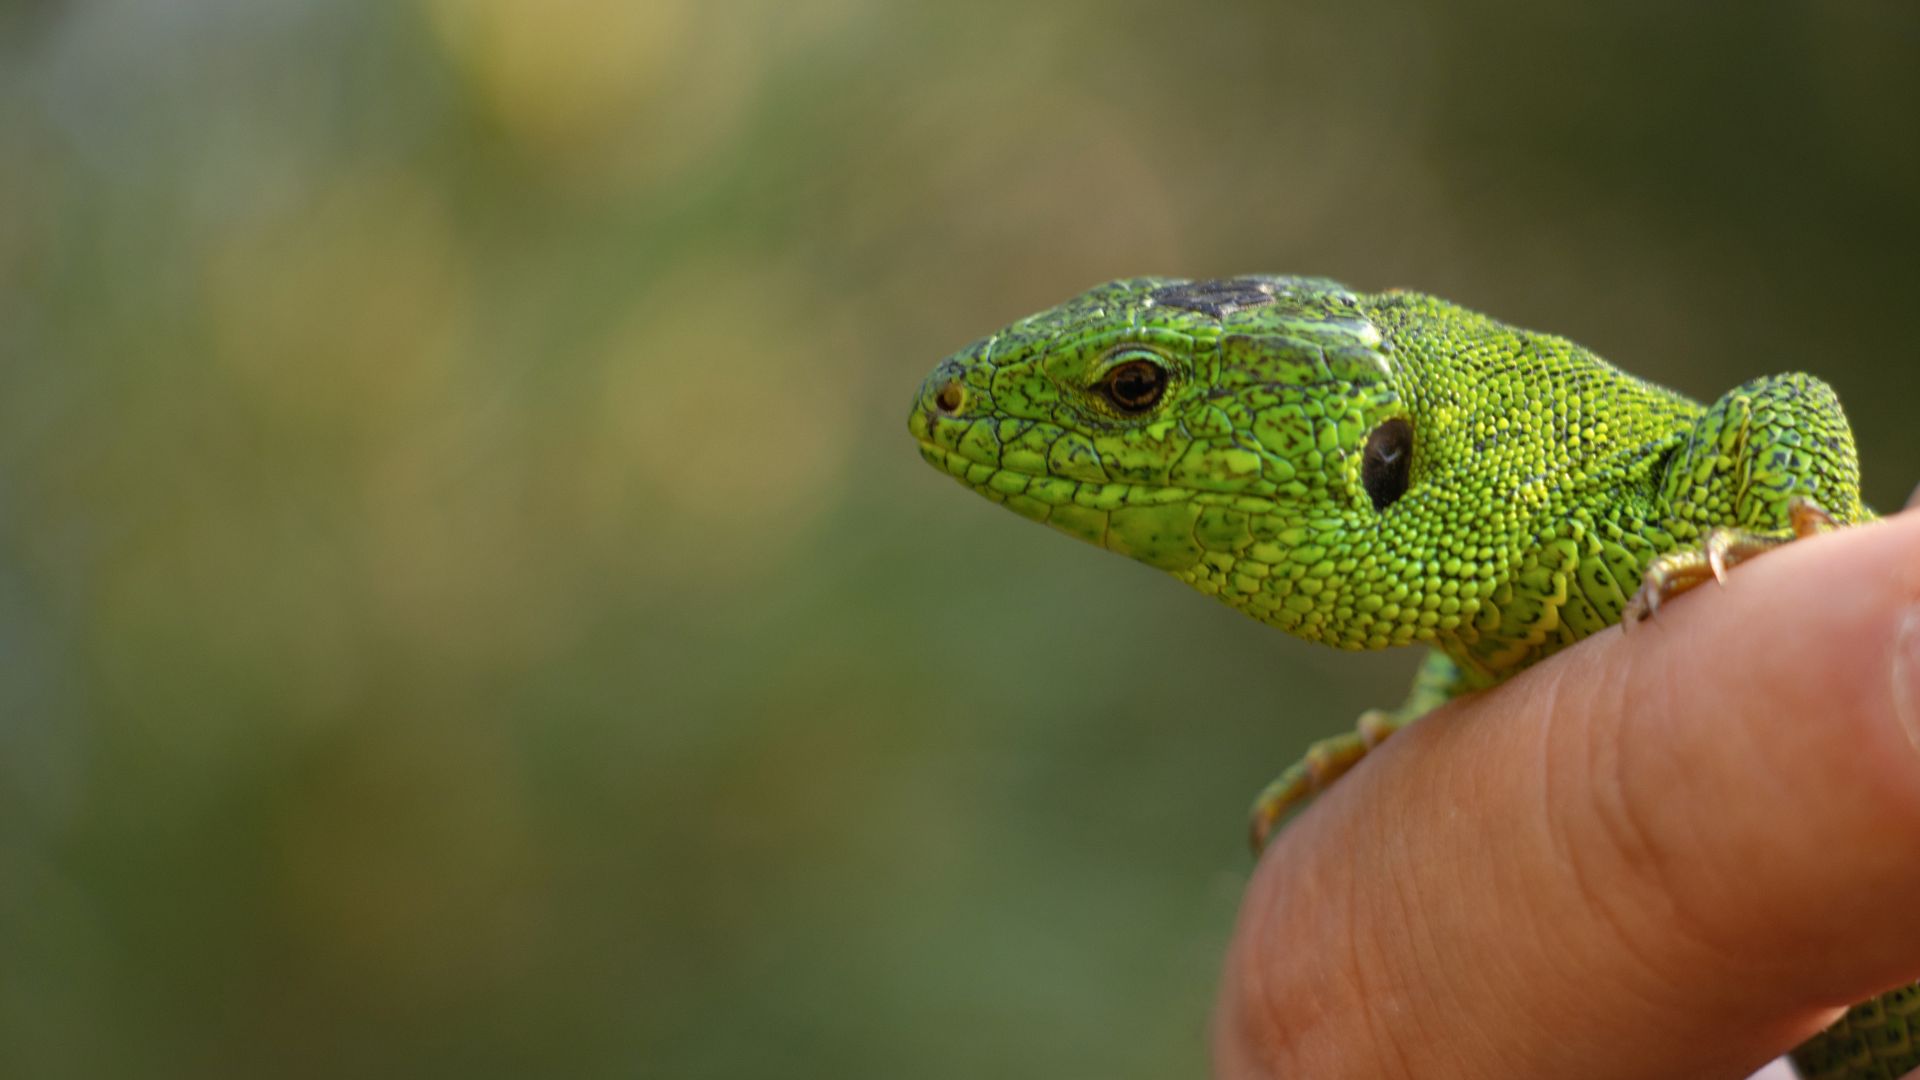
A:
[907,276,1912,1079]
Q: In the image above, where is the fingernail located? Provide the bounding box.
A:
[1895,608,1920,756]
[1906,481,1920,512]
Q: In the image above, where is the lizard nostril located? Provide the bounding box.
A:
[935,381,965,414]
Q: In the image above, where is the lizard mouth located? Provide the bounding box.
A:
[915,438,1209,511]
[916,436,1272,573]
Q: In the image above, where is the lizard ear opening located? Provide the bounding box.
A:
[1361,418,1413,511]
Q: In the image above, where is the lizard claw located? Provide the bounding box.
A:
[1706,530,1735,586]
[1787,496,1837,537]
[1622,584,1658,627]
[1624,497,1836,625]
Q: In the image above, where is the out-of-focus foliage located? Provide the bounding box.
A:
[0,2,1913,1077]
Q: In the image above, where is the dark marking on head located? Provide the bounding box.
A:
[1148,278,1278,318]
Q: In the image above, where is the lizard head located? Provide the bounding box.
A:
[909,276,1409,574]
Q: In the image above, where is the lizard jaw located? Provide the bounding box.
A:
[916,440,1267,574]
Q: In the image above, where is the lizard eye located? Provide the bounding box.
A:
[1361,418,1413,511]
[1099,357,1168,413]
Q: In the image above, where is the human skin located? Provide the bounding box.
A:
[1214,507,1920,1080]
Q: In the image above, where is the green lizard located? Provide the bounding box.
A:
[907,275,1914,1079]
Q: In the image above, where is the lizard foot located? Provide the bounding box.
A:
[1248,709,1404,851]
[1623,497,1836,625]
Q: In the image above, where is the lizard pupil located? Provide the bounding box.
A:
[1362,417,1413,511]
[1102,359,1167,413]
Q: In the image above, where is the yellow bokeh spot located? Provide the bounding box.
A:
[427,0,685,144]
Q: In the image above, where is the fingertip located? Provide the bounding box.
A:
[1214,512,1920,1079]
[1573,510,1920,999]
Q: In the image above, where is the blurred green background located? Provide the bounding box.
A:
[1,2,1914,1077]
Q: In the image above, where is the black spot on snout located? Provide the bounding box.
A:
[1362,418,1413,511]
[1148,279,1278,318]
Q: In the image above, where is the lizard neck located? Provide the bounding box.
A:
[1188,293,1710,672]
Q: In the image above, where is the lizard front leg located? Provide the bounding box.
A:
[1627,374,1871,621]
[1625,497,1837,622]
[1249,649,1471,849]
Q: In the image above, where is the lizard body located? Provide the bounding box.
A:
[907,275,1910,1079]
